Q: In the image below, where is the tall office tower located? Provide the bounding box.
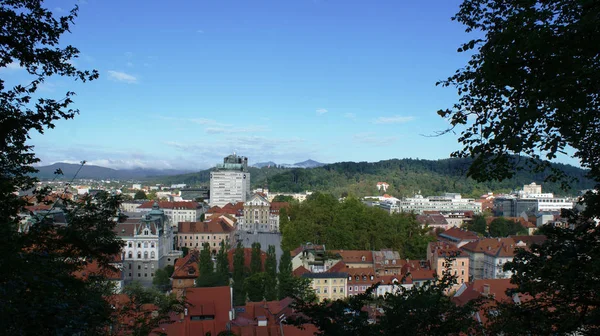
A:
[209,154,251,207]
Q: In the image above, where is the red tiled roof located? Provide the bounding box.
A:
[138,201,200,209]
[269,202,289,212]
[429,241,469,258]
[293,266,310,277]
[510,235,547,246]
[438,226,479,241]
[417,214,448,226]
[73,259,122,281]
[178,218,234,234]
[159,286,232,336]
[329,250,373,264]
[172,250,199,279]
[461,237,520,258]
[327,261,347,273]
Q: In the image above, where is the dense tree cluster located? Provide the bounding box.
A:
[281,193,434,259]
[154,158,593,198]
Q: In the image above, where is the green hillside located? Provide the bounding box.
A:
[151,158,593,198]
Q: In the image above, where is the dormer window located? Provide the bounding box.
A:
[355,275,359,281]
[362,275,367,281]
[144,229,149,235]
[348,276,352,281]
[361,256,366,261]
[392,260,396,265]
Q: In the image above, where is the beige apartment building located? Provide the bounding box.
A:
[177,215,235,254]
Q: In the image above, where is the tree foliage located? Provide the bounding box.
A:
[232,242,247,306]
[438,1,600,334]
[134,190,147,200]
[264,245,278,301]
[464,214,487,235]
[115,282,184,336]
[488,217,527,237]
[250,242,262,275]
[196,242,220,287]
[281,193,434,259]
[215,240,230,286]
[245,272,266,302]
[437,0,600,196]
[0,2,128,334]
[153,265,175,292]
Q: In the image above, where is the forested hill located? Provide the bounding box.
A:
[152,158,593,198]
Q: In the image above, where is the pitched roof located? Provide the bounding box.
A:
[73,259,122,281]
[178,218,234,234]
[171,250,199,279]
[453,279,516,306]
[416,214,448,226]
[429,241,469,258]
[330,250,373,264]
[510,235,547,246]
[438,226,479,242]
[269,202,289,212]
[461,237,521,258]
[159,286,232,336]
[327,261,347,273]
[292,265,310,277]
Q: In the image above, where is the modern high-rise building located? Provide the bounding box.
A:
[209,154,251,207]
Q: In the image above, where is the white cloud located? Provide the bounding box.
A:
[54,7,64,13]
[197,30,204,33]
[205,126,268,134]
[352,132,399,145]
[372,115,415,124]
[316,108,328,115]
[344,113,356,120]
[124,51,134,58]
[108,70,138,84]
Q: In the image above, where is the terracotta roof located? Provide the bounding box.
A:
[227,248,267,273]
[114,223,136,237]
[346,267,379,285]
[269,202,289,212]
[453,279,516,307]
[292,265,310,277]
[233,298,294,326]
[73,259,122,281]
[510,235,547,246]
[461,237,515,254]
[138,201,200,210]
[438,226,479,242]
[171,250,199,279]
[330,250,373,264]
[159,286,232,336]
[178,218,234,234]
[429,241,469,258]
[230,325,319,336]
[407,268,436,281]
[327,261,347,273]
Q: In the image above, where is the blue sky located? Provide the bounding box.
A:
[3,0,578,170]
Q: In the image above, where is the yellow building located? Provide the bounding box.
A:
[427,241,470,291]
[302,272,348,302]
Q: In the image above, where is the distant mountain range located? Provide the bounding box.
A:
[33,163,192,180]
[252,159,325,169]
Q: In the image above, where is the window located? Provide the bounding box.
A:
[324,288,328,293]
[128,273,132,277]
[461,270,464,275]
[144,251,148,259]
[151,273,154,277]
[144,273,147,277]
[363,276,366,281]
[137,243,141,248]
[354,286,358,291]
[392,260,396,265]
[333,288,337,293]
[349,287,352,292]
[151,242,155,248]
[340,287,344,293]
[137,252,141,259]
[128,252,133,259]
[138,265,141,270]
[348,276,352,281]
[151,264,155,269]
[333,279,337,284]
[461,261,465,266]
[145,264,148,269]
[138,273,141,277]
[128,242,132,248]
[324,279,327,284]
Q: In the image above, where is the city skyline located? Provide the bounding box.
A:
[5,0,579,169]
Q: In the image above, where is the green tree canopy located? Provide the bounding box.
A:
[134,190,147,200]
[232,242,247,306]
[488,217,527,237]
[281,193,434,259]
[215,240,230,286]
[465,215,487,235]
[245,272,266,302]
[250,242,262,275]
[264,245,277,301]
[152,265,174,292]
[196,242,220,287]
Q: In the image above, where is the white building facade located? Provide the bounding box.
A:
[209,154,251,207]
[117,202,182,286]
[397,193,482,214]
[136,201,204,227]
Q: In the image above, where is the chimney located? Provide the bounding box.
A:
[483,284,490,296]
